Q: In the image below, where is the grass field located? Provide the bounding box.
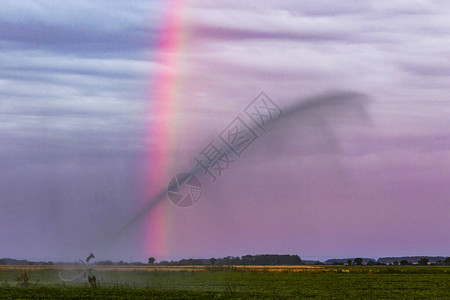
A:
[0,265,448,299]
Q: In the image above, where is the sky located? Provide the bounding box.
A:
[0,0,449,262]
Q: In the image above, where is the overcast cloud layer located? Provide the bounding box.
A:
[1,0,449,262]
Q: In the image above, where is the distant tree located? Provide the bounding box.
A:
[347,259,352,266]
[443,257,450,265]
[223,256,240,265]
[367,261,374,266]
[0,259,6,265]
[148,257,155,265]
[241,255,254,265]
[353,258,363,266]
[400,260,409,266]
[314,261,324,265]
[210,258,216,266]
[46,261,54,265]
[393,261,399,266]
[418,257,429,266]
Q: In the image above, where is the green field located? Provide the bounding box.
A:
[0,266,448,299]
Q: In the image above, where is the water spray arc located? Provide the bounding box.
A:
[112,90,369,240]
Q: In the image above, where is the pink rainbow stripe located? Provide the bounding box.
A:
[142,0,186,259]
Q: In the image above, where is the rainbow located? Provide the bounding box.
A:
[142,0,188,259]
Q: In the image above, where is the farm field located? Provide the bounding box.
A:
[0,265,448,299]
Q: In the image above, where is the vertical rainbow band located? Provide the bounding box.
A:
[142,0,187,259]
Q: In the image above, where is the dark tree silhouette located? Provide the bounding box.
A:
[418,257,429,266]
[148,257,155,265]
[400,259,409,266]
[210,258,216,266]
[353,258,363,266]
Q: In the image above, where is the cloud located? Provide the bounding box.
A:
[0,0,158,170]
[0,0,162,55]
[0,20,155,55]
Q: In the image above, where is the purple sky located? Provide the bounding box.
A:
[0,0,449,262]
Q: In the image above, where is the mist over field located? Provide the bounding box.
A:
[1,0,449,263]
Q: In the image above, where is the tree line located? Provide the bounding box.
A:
[156,254,303,266]
[1,255,449,266]
[327,257,450,266]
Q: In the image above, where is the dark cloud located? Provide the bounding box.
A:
[400,62,450,77]
[0,20,155,55]
[191,24,355,43]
